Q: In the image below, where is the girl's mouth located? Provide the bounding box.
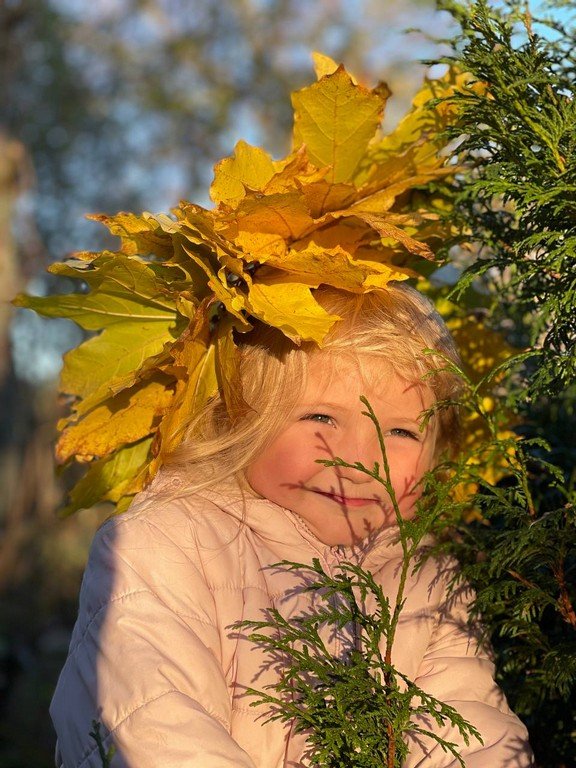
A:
[315,490,378,507]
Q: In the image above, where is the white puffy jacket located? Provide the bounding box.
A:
[50,478,533,767]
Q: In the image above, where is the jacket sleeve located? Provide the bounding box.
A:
[404,568,534,768]
[50,511,257,768]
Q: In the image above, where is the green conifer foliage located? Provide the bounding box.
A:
[434,0,576,397]
[236,559,481,768]
[425,2,576,764]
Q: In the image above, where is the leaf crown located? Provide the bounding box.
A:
[15,53,481,515]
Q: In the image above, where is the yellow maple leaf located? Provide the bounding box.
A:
[56,380,173,464]
[149,300,219,473]
[298,179,358,218]
[264,147,327,195]
[330,209,436,261]
[87,212,175,259]
[349,173,454,216]
[258,242,409,292]
[221,191,315,242]
[210,140,276,206]
[215,319,246,422]
[353,68,476,190]
[312,52,345,81]
[227,230,288,261]
[292,66,385,184]
[247,280,339,344]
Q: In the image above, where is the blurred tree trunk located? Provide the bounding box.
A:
[0,132,61,591]
[0,132,26,382]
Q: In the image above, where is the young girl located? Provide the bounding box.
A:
[50,282,534,768]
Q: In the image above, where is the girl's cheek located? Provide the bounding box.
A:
[396,483,424,520]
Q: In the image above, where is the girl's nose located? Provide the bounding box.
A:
[333,430,381,482]
[332,461,374,486]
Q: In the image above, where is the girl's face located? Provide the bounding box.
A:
[245,355,436,546]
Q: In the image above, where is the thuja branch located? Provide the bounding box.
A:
[359,395,418,661]
[235,560,481,768]
[317,395,425,664]
[433,0,576,396]
[426,368,576,758]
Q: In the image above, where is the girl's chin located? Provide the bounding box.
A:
[303,514,396,547]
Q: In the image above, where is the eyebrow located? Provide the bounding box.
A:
[391,416,426,424]
[394,416,430,433]
[300,401,348,411]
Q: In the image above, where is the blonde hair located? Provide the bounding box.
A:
[166,282,462,492]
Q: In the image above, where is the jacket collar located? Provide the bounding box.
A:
[198,476,409,571]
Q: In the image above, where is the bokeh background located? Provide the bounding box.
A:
[0,1,461,764]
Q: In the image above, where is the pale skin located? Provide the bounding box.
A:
[245,355,437,546]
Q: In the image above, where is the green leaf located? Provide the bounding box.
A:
[60,320,175,408]
[59,437,152,517]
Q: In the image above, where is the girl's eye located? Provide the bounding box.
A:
[301,413,334,426]
[389,427,419,440]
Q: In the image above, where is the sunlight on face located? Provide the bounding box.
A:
[245,354,436,546]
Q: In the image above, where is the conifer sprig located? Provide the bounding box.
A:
[235,557,481,768]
